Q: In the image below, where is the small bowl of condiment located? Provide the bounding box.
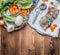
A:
[9,4,20,15]
[39,3,47,10]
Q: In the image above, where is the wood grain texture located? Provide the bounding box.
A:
[0,0,2,54]
[0,26,1,55]
[1,24,60,55]
[0,0,60,55]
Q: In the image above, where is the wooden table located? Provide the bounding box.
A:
[0,24,60,55]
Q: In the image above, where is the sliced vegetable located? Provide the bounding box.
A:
[50,24,57,32]
[50,26,54,32]
[53,24,57,28]
[1,12,16,22]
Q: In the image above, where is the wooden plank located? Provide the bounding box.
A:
[1,27,15,55]
[33,29,44,55]
[1,24,45,55]
[53,38,59,55]
[44,31,60,55]
[0,0,60,55]
[20,24,35,55]
[1,24,60,55]
[0,0,2,54]
[58,30,60,55]
[0,26,1,55]
[50,30,60,55]
[53,30,60,55]
[44,36,53,55]
[1,24,36,55]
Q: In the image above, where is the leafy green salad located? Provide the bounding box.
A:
[0,0,33,22]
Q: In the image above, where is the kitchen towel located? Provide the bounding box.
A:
[28,0,60,38]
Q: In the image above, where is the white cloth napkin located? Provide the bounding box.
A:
[28,0,60,38]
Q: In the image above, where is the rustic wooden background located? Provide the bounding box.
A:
[0,0,60,54]
[0,24,60,55]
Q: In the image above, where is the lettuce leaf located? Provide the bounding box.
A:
[0,0,16,12]
[17,0,33,9]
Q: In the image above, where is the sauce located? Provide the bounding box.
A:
[9,4,19,15]
[20,9,29,16]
